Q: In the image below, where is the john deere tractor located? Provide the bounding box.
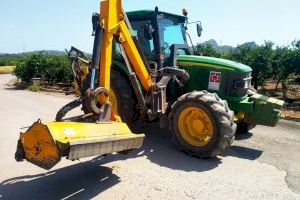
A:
[102,8,283,134]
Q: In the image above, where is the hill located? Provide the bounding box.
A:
[201,39,257,52]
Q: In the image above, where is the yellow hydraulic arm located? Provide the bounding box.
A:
[99,0,154,91]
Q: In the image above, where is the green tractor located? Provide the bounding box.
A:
[109,8,284,133]
[64,8,284,158]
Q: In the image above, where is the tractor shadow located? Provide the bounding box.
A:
[105,122,262,171]
[235,132,254,141]
[224,145,263,160]
[0,157,120,200]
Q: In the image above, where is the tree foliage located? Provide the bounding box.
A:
[14,54,72,84]
[195,44,221,58]
[196,41,300,91]
[0,54,24,66]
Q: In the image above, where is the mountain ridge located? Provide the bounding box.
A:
[200,39,257,52]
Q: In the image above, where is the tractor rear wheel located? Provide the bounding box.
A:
[81,69,139,129]
[169,91,236,158]
[110,69,139,128]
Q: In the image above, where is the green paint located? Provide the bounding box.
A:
[177,55,252,73]
[177,56,250,102]
[244,94,285,126]
[228,97,254,114]
[112,60,128,74]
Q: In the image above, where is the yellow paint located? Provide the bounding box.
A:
[178,107,213,147]
[109,88,122,122]
[46,121,135,144]
[118,21,153,90]
[20,121,144,166]
[177,61,235,71]
[234,111,245,122]
[99,32,114,89]
[109,89,118,114]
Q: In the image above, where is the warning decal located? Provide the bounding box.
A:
[208,71,221,91]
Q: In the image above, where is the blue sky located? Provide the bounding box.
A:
[0,0,299,53]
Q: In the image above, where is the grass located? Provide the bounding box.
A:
[27,84,41,92]
[0,66,15,74]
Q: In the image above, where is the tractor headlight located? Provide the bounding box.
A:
[234,77,252,89]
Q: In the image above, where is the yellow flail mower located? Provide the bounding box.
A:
[15,119,144,170]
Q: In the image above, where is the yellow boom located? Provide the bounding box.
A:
[99,0,153,91]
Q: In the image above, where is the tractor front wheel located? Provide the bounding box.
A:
[169,91,236,158]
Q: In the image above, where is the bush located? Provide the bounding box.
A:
[0,55,23,66]
[27,84,41,92]
[14,54,72,85]
[14,55,45,82]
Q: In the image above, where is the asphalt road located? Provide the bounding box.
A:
[0,74,299,200]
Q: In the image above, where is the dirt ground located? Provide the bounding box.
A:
[259,80,300,121]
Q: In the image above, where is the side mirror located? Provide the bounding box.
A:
[144,22,153,40]
[196,23,203,37]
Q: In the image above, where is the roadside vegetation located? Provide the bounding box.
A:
[27,84,41,92]
[0,52,72,92]
[195,40,300,96]
[13,54,72,85]
[0,66,15,74]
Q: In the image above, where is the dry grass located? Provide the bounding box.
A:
[0,66,15,74]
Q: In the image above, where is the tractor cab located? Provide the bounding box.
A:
[127,8,197,68]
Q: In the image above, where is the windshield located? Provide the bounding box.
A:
[158,17,186,57]
[130,20,155,61]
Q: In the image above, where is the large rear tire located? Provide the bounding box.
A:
[110,69,139,128]
[81,69,139,129]
[169,91,236,158]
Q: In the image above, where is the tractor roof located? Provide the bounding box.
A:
[127,10,186,20]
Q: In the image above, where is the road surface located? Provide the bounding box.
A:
[0,74,299,200]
